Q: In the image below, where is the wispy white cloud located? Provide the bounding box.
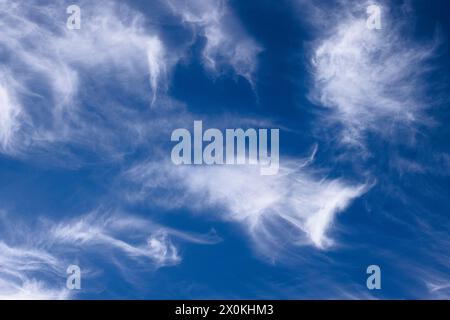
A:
[0,0,175,158]
[426,280,450,299]
[0,209,220,299]
[299,2,450,298]
[0,241,70,300]
[0,0,264,163]
[0,74,22,152]
[124,157,367,257]
[0,277,70,300]
[48,212,182,268]
[307,0,439,148]
[167,0,262,85]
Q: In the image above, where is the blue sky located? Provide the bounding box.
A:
[0,0,449,299]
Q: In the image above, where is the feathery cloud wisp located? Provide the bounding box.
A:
[168,0,262,84]
[0,0,173,158]
[0,76,21,152]
[308,0,439,147]
[124,159,367,256]
[0,209,220,299]
[0,241,70,300]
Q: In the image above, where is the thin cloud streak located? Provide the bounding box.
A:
[0,209,220,299]
[124,158,368,257]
